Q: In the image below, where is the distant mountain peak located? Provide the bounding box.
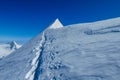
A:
[48,18,63,29]
[7,41,20,50]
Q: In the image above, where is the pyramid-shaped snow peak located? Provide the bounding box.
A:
[49,18,63,29]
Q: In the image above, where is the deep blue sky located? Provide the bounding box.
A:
[0,0,120,44]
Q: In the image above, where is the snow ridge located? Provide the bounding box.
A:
[25,32,46,80]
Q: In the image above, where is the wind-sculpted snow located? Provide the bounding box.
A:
[1,18,120,80]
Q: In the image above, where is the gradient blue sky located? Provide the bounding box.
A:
[0,0,120,44]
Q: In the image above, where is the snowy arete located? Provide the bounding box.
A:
[1,17,120,80]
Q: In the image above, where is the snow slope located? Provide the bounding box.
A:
[1,17,120,80]
[0,41,21,58]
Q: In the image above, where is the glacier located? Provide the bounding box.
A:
[0,18,120,80]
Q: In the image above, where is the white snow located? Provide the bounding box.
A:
[48,18,63,29]
[0,44,13,58]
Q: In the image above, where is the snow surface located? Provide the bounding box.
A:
[1,17,120,80]
[0,41,21,58]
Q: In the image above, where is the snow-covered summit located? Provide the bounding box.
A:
[7,41,20,50]
[48,18,63,29]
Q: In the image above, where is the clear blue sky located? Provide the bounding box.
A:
[0,0,120,44]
